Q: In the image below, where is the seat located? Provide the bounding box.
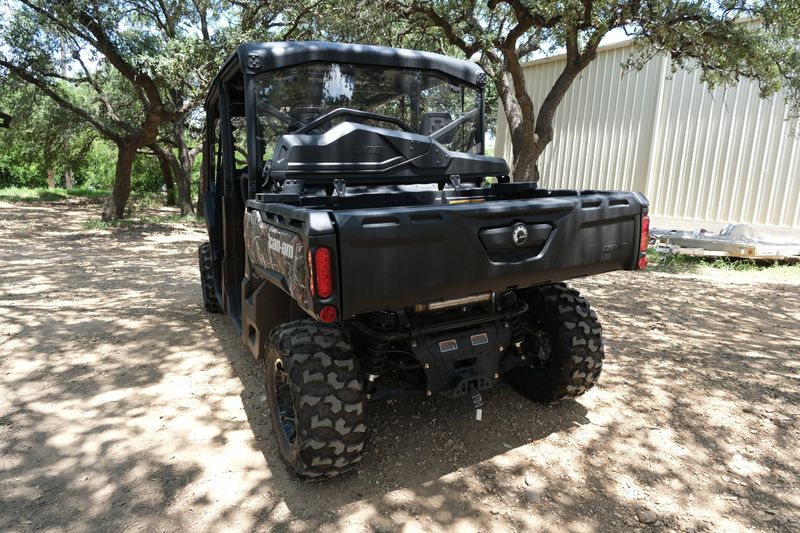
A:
[421,112,453,141]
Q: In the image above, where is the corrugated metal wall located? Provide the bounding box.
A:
[495,41,800,229]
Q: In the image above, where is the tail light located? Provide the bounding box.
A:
[313,246,333,298]
[319,305,337,323]
[638,214,650,269]
[307,246,337,322]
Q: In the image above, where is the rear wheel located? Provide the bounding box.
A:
[266,319,367,480]
[505,283,604,403]
[198,242,222,313]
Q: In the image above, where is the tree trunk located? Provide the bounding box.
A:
[159,157,176,206]
[161,153,194,217]
[101,143,137,221]
[487,80,548,181]
[152,143,196,217]
[495,38,596,184]
[510,142,540,182]
[196,152,206,217]
[47,168,56,189]
[64,168,74,190]
[172,120,196,217]
[493,67,540,182]
[172,162,195,217]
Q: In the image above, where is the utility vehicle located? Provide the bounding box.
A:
[199,41,649,479]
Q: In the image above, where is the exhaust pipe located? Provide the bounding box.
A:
[413,292,492,313]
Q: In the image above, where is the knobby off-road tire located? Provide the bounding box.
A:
[266,319,367,480]
[198,242,222,313]
[505,283,604,404]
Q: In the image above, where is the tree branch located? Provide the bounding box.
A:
[403,1,481,57]
[0,59,121,142]
[280,0,326,40]
[72,51,125,125]
[191,0,211,41]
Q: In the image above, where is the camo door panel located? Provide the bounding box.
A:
[244,210,312,310]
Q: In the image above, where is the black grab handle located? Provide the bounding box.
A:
[294,107,415,134]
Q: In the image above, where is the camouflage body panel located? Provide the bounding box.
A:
[244,209,312,311]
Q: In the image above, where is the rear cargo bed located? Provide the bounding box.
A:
[246,190,647,317]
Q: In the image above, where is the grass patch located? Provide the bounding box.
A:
[81,213,204,231]
[0,186,109,202]
[646,248,700,273]
[125,192,168,212]
[646,247,800,278]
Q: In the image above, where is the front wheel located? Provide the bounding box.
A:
[504,283,604,403]
[266,319,367,480]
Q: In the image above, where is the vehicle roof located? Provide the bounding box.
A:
[205,41,486,107]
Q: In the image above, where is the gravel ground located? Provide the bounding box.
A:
[1,201,799,533]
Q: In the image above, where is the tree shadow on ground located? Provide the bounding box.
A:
[2,203,799,532]
[0,203,219,531]
[210,315,591,531]
[208,269,800,532]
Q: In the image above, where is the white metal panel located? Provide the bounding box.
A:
[495,40,800,229]
[645,62,800,228]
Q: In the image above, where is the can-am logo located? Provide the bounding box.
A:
[268,236,294,260]
[512,223,528,246]
[602,243,628,254]
[357,145,382,155]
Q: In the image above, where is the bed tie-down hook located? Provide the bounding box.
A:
[333,179,346,197]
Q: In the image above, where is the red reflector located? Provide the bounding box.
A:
[319,305,337,323]
[640,215,650,253]
[314,246,333,298]
[307,249,315,296]
[638,255,648,269]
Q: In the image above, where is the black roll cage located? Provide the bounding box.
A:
[204,42,487,204]
[202,42,488,330]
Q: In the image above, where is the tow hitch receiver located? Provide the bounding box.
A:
[409,321,510,397]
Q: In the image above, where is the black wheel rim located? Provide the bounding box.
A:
[522,324,552,371]
[272,357,297,445]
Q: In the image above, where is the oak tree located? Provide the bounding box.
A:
[0,0,226,218]
[394,0,800,181]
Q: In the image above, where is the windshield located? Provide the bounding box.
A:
[253,62,482,159]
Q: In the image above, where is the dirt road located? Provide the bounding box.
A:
[1,201,799,532]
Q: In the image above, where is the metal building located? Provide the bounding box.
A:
[495,39,800,230]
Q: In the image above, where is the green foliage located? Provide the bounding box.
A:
[646,247,708,273]
[625,3,800,118]
[0,1,238,218]
[3,0,800,206]
[78,142,117,190]
[131,155,164,194]
[78,146,163,194]
[0,154,44,188]
[372,0,800,180]
[0,84,97,188]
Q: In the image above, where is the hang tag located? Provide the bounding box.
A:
[471,389,484,421]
